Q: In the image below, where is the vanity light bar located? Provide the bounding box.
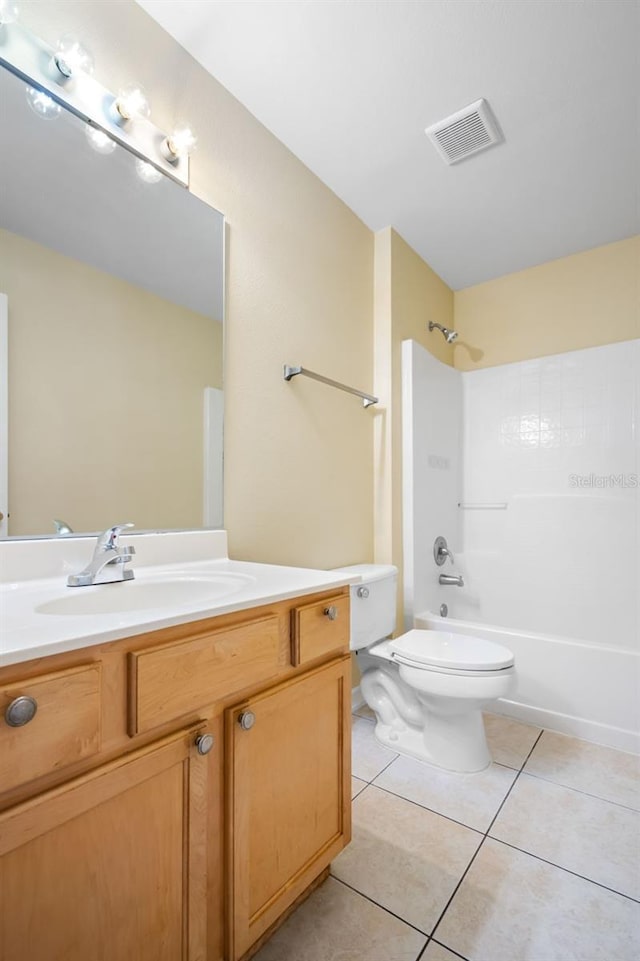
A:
[0,21,190,187]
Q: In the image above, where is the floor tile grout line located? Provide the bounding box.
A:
[424,729,546,951]
[353,711,376,724]
[493,759,526,772]
[366,782,487,838]
[487,836,640,904]
[482,729,544,836]
[434,938,472,960]
[330,873,430,939]
[358,752,400,787]
[430,938,472,961]
[413,941,429,961]
[418,832,489,955]
[515,767,640,813]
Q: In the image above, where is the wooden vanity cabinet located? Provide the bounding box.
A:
[226,656,351,961]
[0,727,209,961]
[0,586,351,961]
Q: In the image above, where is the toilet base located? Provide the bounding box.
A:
[372,708,491,774]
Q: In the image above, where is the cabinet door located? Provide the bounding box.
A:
[0,728,209,961]
[226,656,351,960]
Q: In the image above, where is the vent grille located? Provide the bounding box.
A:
[426,99,502,165]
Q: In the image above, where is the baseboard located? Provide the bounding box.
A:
[494,698,640,755]
[351,685,365,712]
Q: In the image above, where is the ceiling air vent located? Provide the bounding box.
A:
[425,98,502,165]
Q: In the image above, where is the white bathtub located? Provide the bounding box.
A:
[415,611,640,755]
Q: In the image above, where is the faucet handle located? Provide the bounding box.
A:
[98,523,134,551]
[434,535,454,566]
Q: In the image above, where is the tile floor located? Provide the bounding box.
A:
[254,706,640,961]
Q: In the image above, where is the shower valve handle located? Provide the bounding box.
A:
[434,536,455,566]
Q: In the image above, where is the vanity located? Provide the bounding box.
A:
[0,532,354,961]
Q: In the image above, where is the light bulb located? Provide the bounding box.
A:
[112,83,151,123]
[85,124,117,155]
[135,159,162,184]
[161,123,197,162]
[53,33,94,79]
[25,86,61,119]
[0,1,19,25]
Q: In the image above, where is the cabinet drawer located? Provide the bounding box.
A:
[291,594,350,666]
[0,664,102,794]
[129,615,282,735]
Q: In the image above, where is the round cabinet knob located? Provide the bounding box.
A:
[356,586,369,599]
[194,733,214,755]
[323,605,338,621]
[5,695,38,728]
[237,711,255,731]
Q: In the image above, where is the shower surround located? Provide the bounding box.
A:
[402,339,639,752]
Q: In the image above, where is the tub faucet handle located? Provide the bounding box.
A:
[434,536,454,566]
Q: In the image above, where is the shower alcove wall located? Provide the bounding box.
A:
[402,338,640,753]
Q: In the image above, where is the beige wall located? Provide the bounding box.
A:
[374,228,454,632]
[19,0,374,567]
[11,5,636,643]
[454,236,640,370]
[1,228,222,535]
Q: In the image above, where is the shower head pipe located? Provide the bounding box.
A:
[428,321,458,344]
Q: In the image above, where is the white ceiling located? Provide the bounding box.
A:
[137,0,639,290]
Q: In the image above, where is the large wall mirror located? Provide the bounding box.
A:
[0,65,225,538]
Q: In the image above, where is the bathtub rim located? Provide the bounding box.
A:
[414,609,634,657]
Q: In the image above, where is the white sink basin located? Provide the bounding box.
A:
[35,572,255,616]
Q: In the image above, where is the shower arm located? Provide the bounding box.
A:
[428,321,458,344]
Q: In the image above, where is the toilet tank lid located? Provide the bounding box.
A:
[332,563,398,583]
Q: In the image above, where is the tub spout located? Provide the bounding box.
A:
[439,573,464,587]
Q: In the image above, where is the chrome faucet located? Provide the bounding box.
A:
[67,523,136,587]
[439,572,465,587]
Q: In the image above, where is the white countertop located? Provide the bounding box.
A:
[0,531,359,668]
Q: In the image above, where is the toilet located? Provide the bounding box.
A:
[337,564,516,773]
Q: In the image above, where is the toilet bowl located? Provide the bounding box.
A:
[385,630,514,771]
[335,564,516,774]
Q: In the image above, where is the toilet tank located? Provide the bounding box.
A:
[333,564,398,651]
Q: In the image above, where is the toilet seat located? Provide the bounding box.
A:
[390,629,514,673]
